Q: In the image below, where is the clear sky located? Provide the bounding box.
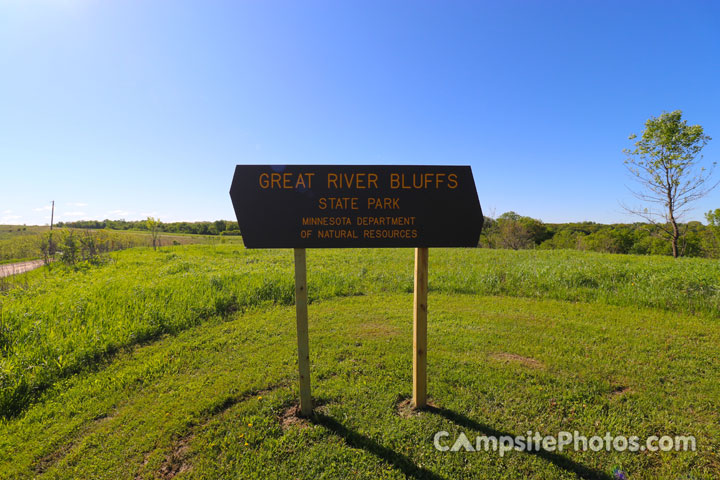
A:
[1,0,718,225]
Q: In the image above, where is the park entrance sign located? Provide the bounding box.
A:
[230,165,484,415]
[230,165,483,248]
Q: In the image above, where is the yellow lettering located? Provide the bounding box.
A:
[424,173,433,189]
[259,173,269,188]
[368,173,378,189]
[390,173,400,189]
[295,174,306,189]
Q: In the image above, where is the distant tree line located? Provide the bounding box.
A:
[58,213,720,258]
[56,219,241,236]
[479,211,720,258]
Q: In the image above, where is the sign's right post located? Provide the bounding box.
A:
[413,247,429,408]
[294,248,313,416]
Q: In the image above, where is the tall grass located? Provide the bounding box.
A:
[0,245,718,419]
[0,226,244,265]
[0,235,44,264]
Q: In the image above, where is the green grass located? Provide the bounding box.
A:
[1,245,719,478]
[0,225,243,264]
[0,225,49,263]
[0,225,49,240]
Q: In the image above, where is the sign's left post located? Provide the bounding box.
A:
[293,248,313,416]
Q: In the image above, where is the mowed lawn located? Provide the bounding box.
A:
[0,246,719,479]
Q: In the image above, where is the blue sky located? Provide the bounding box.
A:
[1,0,718,225]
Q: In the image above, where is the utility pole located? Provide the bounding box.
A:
[49,200,55,260]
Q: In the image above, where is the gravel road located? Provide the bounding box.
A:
[0,260,45,278]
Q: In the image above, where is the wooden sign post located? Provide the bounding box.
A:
[293,248,312,415]
[230,165,483,414]
[413,247,429,408]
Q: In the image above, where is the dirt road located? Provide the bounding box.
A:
[0,260,45,278]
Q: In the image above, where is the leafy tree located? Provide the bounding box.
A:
[578,229,624,253]
[145,217,162,250]
[498,211,521,221]
[491,212,534,249]
[623,110,716,257]
[38,233,54,265]
[59,230,79,265]
[214,220,226,233]
[519,217,551,245]
[539,229,579,250]
[705,209,720,257]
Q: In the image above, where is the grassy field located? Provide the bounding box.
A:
[0,225,50,264]
[1,245,719,479]
[0,225,243,264]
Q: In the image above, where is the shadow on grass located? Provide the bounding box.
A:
[311,412,447,480]
[310,404,613,480]
[425,405,613,480]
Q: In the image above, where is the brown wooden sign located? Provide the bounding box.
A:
[229,164,484,414]
[229,165,484,248]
